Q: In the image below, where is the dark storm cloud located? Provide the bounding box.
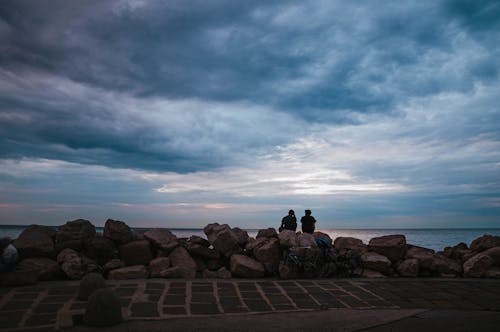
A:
[1,0,499,174]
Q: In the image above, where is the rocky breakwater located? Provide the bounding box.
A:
[2,219,500,286]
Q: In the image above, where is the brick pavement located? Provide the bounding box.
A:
[1,278,499,331]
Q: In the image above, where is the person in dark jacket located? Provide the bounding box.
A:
[300,209,316,234]
[280,210,297,232]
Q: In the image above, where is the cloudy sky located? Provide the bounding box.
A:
[1,0,499,229]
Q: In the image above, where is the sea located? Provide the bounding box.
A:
[2,225,500,252]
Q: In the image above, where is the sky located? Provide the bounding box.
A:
[0,0,499,229]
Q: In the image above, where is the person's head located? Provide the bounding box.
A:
[305,209,311,216]
[288,209,295,216]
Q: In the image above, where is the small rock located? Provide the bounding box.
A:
[103,219,134,245]
[108,265,149,280]
[119,240,153,266]
[149,257,171,278]
[230,254,265,278]
[144,228,179,253]
[168,246,197,278]
[253,237,281,274]
[203,223,241,257]
[83,288,123,327]
[256,228,278,239]
[360,252,392,274]
[78,273,107,300]
[57,248,86,280]
[397,258,419,277]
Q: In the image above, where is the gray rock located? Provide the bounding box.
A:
[333,237,367,254]
[232,227,250,246]
[298,233,318,247]
[470,235,500,253]
[368,235,406,263]
[17,257,61,280]
[103,259,125,275]
[83,288,123,327]
[118,240,153,266]
[13,225,55,259]
[189,235,210,247]
[186,243,220,260]
[84,236,116,266]
[253,237,281,274]
[149,257,171,278]
[57,248,86,280]
[108,265,149,280]
[256,228,278,239]
[168,246,197,278]
[143,228,179,253]
[360,252,392,274]
[397,258,419,277]
[230,254,265,278]
[78,273,107,300]
[203,223,241,257]
[103,219,134,245]
[278,230,298,248]
[55,219,96,252]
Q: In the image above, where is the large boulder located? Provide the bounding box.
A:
[442,242,470,263]
[463,247,500,278]
[83,288,123,327]
[298,233,318,247]
[13,225,55,259]
[203,223,241,257]
[278,230,298,248]
[103,259,125,275]
[256,228,278,239]
[334,237,367,254]
[78,273,108,300]
[57,248,87,280]
[168,246,197,278]
[405,245,435,269]
[429,254,462,277]
[230,254,265,278]
[55,219,96,251]
[84,236,116,266]
[202,267,232,279]
[149,257,171,278]
[118,240,153,266]
[186,243,220,260]
[103,219,134,245]
[253,237,281,274]
[143,228,179,253]
[17,257,61,280]
[108,265,149,279]
[397,258,419,277]
[188,235,210,247]
[470,235,500,253]
[360,252,392,274]
[368,235,406,263]
[232,227,250,246]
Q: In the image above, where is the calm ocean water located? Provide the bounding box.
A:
[2,225,500,251]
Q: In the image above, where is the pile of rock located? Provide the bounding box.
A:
[2,219,500,285]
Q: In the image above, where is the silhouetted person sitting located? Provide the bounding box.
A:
[301,209,316,234]
[280,209,297,232]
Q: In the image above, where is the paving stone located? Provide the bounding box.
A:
[47,287,77,295]
[2,300,34,310]
[293,299,318,309]
[114,287,136,297]
[163,306,187,315]
[238,283,257,291]
[11,292,39,300]
[190,303,221,315]
[168,287,186,295]
[25,314,56,326]
[222,306,249,313]
[163,295,185,305]
[170,282,186,288]
[16,287,45,293]
[273,304,296,311]
[220,297,243,307]
[191,293,216,303]
[146,282,165,290]
[131,302,159,317]
[33,303,63,314]
[0,310,24,328]
[70,302,88,310]
[148,294,161,301]
[40,295,74,303]
[244,299,272,312]
[192,285,213,292]
[240,291,264,299]
[266,294,292,304]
